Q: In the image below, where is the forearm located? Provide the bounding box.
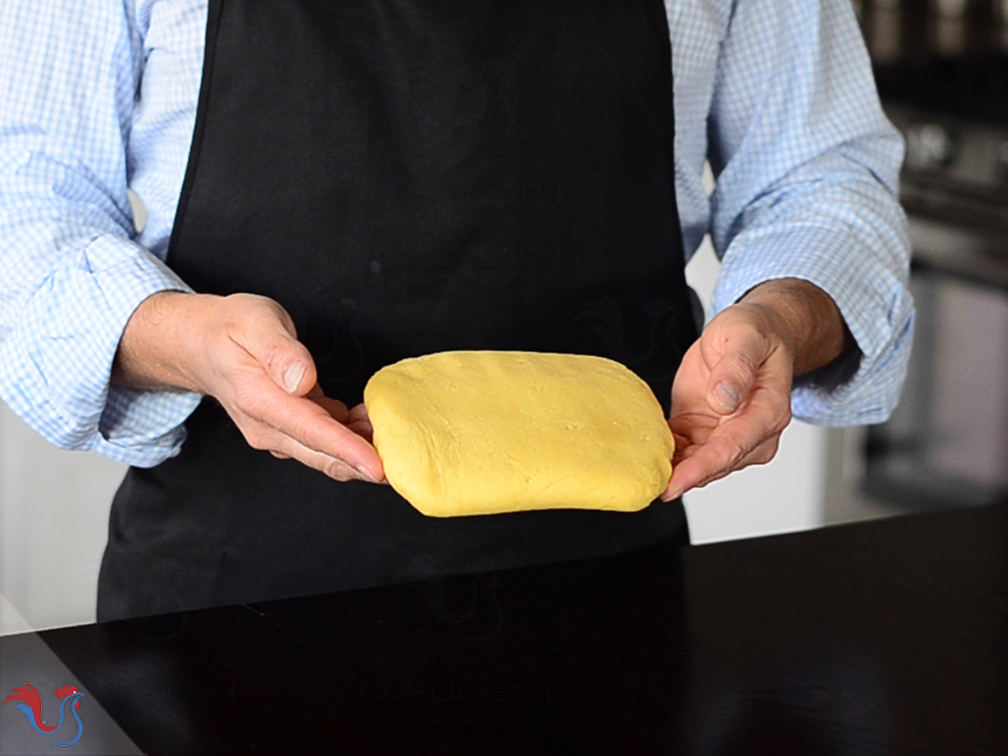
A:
[702,0,912,423]
[736,278,855,378]
[113,290,215,394]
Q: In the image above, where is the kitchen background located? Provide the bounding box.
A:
[2,0,1006,635]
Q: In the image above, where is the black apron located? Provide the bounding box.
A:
[97,0,700,621]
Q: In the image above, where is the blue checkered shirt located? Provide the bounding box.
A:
[0,0,913,466]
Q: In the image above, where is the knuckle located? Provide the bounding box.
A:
[257,297,292,332]
[699,468,729,488]
[287,417,314,448]
[724,352,758,384]
[729,446,747,470]
[224,294,294,349]
[227,292,269,312]
[733,317,764,342]
[244,428,271,451]
[717,313,772,354]
[271,303,297,337]
[322,458,354,482]
[715,441,745,473]
[221,293,256,327]
[252,296,290,326]
[260,339,292,374]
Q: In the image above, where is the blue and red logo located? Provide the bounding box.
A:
[2,683,84,746]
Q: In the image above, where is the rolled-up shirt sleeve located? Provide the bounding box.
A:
[706,0,914,426]
[0,0,201,466]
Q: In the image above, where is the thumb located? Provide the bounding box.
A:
[232,301,318,396]
[702,320,772,415]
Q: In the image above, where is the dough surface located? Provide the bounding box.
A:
[363,351,674,517]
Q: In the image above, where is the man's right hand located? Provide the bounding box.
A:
[112,291,384,484]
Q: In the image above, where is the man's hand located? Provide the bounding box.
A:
[113,291,384,484]
[661,278,853,501]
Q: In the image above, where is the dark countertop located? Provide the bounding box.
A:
[4,504,1007,755]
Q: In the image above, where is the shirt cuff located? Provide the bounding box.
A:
[711,224,915,426]
[0,234,202,467]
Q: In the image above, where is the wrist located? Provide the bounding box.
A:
[736,278,853,377]
[113,290,219,394]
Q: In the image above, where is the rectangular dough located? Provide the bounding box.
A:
[363,351,674,517]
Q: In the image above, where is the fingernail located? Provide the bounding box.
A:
[713,381,741,412]
[284,362,306,393]
[356,465,378,483]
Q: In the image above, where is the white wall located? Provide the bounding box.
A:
[683,420,826,544]
[0,402,126,633]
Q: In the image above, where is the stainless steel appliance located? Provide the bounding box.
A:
[853,0,1008,509]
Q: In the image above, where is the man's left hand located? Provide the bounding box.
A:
[661,278,853,501]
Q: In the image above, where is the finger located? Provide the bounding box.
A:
[347,402,373,430]
[347,418,374,443]
[668,412,719,457]
[348,403,370,423]
[228,300,318,396]
[662,432,745,501]
[661,433,781,502]
[661,388,788,500]
[679,433,780,487]
[234,376,385,481]
[671,436,706,465]
[262,428,383,483]
[702,320,772,415]
[344,403,375,441]
[311,395,351,424]
[280,403,384,481]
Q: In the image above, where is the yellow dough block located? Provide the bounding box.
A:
[363,351,674,517]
